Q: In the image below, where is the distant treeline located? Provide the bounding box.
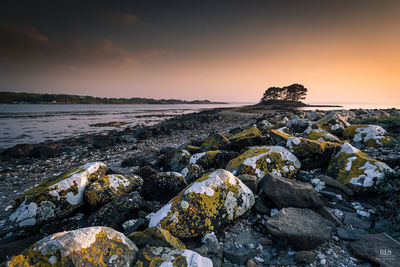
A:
[0,92,226,105]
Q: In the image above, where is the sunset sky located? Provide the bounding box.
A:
[1,0,399,103]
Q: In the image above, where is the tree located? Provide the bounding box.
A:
[260,84,307,103]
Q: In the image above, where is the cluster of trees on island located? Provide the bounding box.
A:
[260,83,308,103]
[0,92,225,105]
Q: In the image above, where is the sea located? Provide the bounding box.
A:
[0,102,399,149]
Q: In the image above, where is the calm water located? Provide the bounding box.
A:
[0,103,247,149]
[0,102,399,149]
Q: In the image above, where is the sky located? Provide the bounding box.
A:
[0,0,399,103]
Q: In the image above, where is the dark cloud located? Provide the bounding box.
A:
[102,11,139,25]
[0,22,48,49]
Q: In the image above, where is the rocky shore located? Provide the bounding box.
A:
[1,106,400,266]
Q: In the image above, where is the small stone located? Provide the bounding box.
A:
[337,227,368,241]
[294,251,317,264]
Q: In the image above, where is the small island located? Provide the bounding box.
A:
[0,92,227,105]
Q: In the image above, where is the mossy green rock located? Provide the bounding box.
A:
[327,143,392,189]
[166,150,191,172]
[343,124,394,147]
[226,146,301,179]
[270,129,292,145]
[229,126,262,141]
[84,174,143,209]
[9,162,107,227]
[7,226,137,267]
[286,136,342,169]
[189,150,238,170]
[128,227,186,249]
[148,169,254,238]
[135,246,212,267]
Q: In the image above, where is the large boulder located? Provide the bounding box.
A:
[128,227,186,249]
[84,174,143,209]
[226,146,301,179]
[149,169,254,238]
[6,226,137,267]
[286,136,341,169]
[142,171,188,203]
[266,208,335,250]
[135,246,212,267]
[350,233,400,267]
[190,150,238,170]
[9,162,107,227]
[260,173,323,209]
[343,125,394,147]
[314,111,351,136]
[327,143,392,189]
[228,126,266,150]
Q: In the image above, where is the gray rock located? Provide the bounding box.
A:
[337,227,368,241]
[343,212,371,230]
[260,173,323,209]
[266,208,335,250]
[317,174,354,196]
[253,197,269,214]
[142,171,188,203]
[294,250,317,264]
[316,206,343,226]
[223,245,257,266]
[350,233,400,267]
[238,174,259,193]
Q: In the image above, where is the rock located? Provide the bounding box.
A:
[307,111,325,121]
[260,173,323,209]
[253,197,269,214]
[1,143,33,157]
[9,162,107,227]
[201,134,231,151]
[128,227,186,249]
[0,235,42,263]
[164,149,191,172]
[286,115,308,133]
[257,120,273,134]
[343,212,371,230]
[237,174,259,193]
[327,142,393,189]
[316,174,354,196]
[91,134,117,148]
[6,226,137,267]
[87,191,155,230]
[186,145,202,154]
[266,208,335,250]
[30,144,59,158]
[315,206,343,227]
[190,150,238,170]
[304,127,343,143]
[84,174,143,209]
[149,169,254,238]
[337,227,368,241]
[124,218,148,234]
[181,163,205,184]
[350,233,400,267]
[135,165,158,179]
[314,111,351,136]
[270,129,292,145]
[202,232,223,267]
[135,246,213,266]
[120,149,160,167]
[142,171,188,203]
[228,126,267,150]
[343,124,394,147]
[226,146,301,179]
[223,232,258,265]
[286,136,341,169]
[294,250,317,264]
[138,129,153,139]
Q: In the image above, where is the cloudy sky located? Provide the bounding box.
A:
[1,0,399,103]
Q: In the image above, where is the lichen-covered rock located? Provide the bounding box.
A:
[226,146,301,179]
[286,136,341,169]
[286,115,308,133]
[200,134,231,151]
[84,174,143,209]
[189,150,238,170]
[135,246,212,267]
[9,162,107,227]
[181,163,205,184]
[270,129,292,145]
[228,126,267,150]
[128,227,186,249]
[314,111,351,136]
[142,172,188,203]
[7,226,137,267]
[304,127,343,143]
[327,143,393,189]
[148,169,254,238]
[229,126,262,141]
[343,125,394,147]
